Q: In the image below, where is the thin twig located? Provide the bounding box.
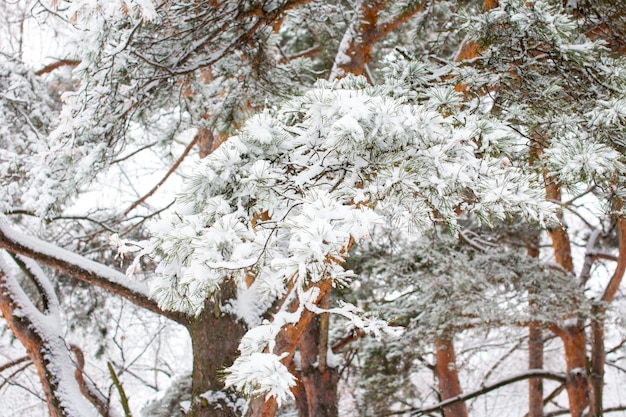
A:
[123,134,200,216]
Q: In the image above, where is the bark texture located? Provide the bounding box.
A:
[188,282,246,417]
[434,337,468,417]
[296,313,339,417]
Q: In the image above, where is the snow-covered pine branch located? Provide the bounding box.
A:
[150,73,555,402]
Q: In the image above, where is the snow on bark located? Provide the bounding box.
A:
[0,255,98,417]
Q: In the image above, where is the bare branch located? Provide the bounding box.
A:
[394,370,567,416]
[123,132,201,216]
[34,59,80,76]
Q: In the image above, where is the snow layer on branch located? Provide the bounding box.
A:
[0,255,98,417]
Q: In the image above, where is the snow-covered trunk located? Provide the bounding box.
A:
[296,311,339,417]
[0,291,66,417]
[246,279,334,417]
[434,337,468,417]
[187,281,246,417]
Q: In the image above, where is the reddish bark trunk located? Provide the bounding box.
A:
[554,325,589,417]
[297,313,339,417]
[527,233,544,417]
[546,180,589,417]
[247,279,334,417]
[434,337,468,417]
[332,1,423,79]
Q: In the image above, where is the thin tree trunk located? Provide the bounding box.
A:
[528,324,544,417]
[589,303,605,417]
[545,180,589,417]
[589,210,626,416]
[527,232,544,417]
[434,337,468,417]
[187,282,246,417]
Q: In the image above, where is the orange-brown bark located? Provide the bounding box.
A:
[247,279,334,417]
[0,273,69,417]
[296,311,339,417]
[554,325,589,417]
[545,180,589,416]
[527,233,544,417]
[332,1,423,79]
[434,337,468,417]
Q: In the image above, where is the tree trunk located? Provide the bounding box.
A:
[546,180,589,417]
[528,324,544,417]
[434,337,468,417]
[589,304,605,417]
[554,325,589,417]
[296,312,339,417]
[187,282,246,417]
[527,233,544,417]
[0,272,94,417]
[330,1,423,80]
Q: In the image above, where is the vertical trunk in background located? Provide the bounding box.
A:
[545,181,589,417]
[188,282,246,417]
[590,212,626,416]
[434,337,468,417]
[528,325,544,417]
[589,303,605,417]
[527,233,544,417]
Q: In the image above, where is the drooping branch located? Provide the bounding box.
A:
[402,370,566,416]
[0,217,187,324]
